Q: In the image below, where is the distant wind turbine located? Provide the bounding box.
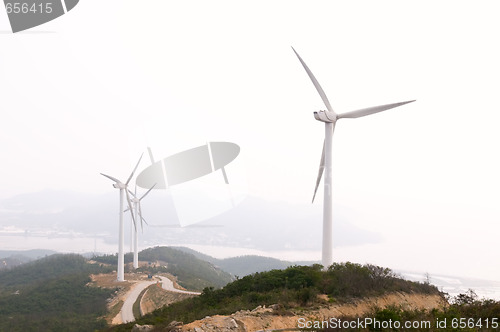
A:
[128,184,156,269]
[101,154,143,281]
[292,47,415,269]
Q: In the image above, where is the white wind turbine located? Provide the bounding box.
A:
[101,154,143,281]
[292,48,415,269]
[128,184,156,269]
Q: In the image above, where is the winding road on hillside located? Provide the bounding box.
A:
[157,276,201,295]
[121,280,156,323]
[119,276,200,323]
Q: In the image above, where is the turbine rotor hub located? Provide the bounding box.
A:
[313,110,337,123]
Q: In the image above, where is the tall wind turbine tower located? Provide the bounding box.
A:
[128,184,155,269]
[293,48,415,269]
[101,154,143,281]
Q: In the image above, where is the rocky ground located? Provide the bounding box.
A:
[172,292,447,332]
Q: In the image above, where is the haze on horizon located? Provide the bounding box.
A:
[1,1,499,282]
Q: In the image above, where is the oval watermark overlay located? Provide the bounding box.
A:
[3,0,79,33]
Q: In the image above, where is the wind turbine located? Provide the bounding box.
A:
[128,184,156,269]
[292,47,415,269]
[101,154,143,281]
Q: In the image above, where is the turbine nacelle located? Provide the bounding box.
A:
[314,110,337,123]
[113,182,126,189]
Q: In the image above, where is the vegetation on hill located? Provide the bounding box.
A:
[93,246,234,290]
[0,254,114,332]
[107,262,440,331]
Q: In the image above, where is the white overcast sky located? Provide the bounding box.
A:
[1,1,500,279]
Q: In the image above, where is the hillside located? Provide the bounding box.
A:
[93,246,234,291]
[0,254,114,332]
[108,262,443,331]
[0,249,57,270]
[0,247,236,331]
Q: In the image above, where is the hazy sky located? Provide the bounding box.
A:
[1,1,499,279]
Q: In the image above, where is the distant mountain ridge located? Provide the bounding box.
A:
[174,246,317,277]
[0,249,57,259]
[0,190,381,252]
[0,249,57,270]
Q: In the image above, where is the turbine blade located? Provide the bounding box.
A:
[126,153,144,185]
[139,183,156,201]
[100,173,121,184]
[338,100,415,119]
[147,147,155,164]
[127,189,137,198]
[312,141,325,203]
[221,167,229,184]
[138,203,146,232]
[125,190,136,230]
[292,47,335,114]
